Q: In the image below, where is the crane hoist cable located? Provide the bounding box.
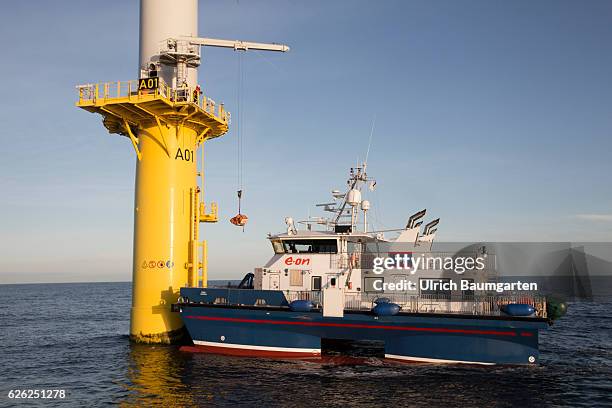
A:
[230,51,248,230]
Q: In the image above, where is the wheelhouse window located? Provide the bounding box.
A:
[312,276,322,291]
[271,240,285,254]
[282,239,338,254]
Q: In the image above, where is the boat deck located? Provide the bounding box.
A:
[177,288,548,320]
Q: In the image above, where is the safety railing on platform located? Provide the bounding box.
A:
[76,79,229,123]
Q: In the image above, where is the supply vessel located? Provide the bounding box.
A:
[175,165,567,365]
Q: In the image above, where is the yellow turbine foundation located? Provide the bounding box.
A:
[76,81,226,343]
[130,124,196,343]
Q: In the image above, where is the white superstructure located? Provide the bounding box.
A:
[253,164,495,301]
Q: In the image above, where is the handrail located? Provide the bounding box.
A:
[76,78,228,123]
[183,287,547,318]
[285,291,547,318]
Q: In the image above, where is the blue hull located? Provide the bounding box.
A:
[178,288,548,365]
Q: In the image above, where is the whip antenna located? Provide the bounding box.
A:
[365,115,376,166]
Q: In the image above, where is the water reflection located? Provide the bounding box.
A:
[122,344,197,407]
[119,341,561,407]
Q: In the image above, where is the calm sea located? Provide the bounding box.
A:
[0,282,610,407]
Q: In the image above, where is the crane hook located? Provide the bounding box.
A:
[230,189,248,230]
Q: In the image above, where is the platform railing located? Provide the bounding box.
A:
[76,79,229,123]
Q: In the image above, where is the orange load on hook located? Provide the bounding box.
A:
[230,213,249,227]
[230,190,248,228]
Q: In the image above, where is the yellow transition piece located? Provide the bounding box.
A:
[77,80,226,343]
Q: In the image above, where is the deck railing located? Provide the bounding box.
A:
[76,78,229,123]
[200,286,547,318]
[285,290,323,305]
[283,291,547,318]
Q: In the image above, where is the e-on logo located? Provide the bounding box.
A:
[284,257,310,266]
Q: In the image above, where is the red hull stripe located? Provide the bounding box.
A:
[180,345,321,359]
[184,315,518,337]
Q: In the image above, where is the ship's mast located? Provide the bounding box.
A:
[333,164,374,232]
[298,164,375,233]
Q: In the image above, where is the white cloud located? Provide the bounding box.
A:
[576,214,612,222]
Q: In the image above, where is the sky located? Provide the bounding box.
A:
[0,0,611,283]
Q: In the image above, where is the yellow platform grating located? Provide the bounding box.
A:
[76,80,229,138]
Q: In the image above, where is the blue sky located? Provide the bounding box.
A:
[0,0,611,283]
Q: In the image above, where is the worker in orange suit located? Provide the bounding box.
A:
[193,85,201,104]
